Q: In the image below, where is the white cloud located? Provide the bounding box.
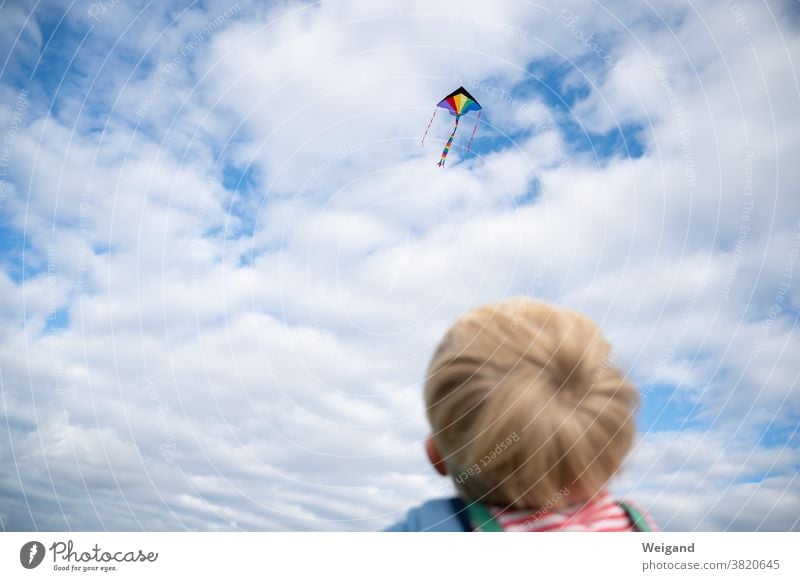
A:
[0,0,798,531]
[615,430,800,531]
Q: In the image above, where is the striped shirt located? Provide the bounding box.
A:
[486,490,658,532]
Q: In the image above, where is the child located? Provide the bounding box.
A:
[386,298,657,532]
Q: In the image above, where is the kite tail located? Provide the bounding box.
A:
[420,108,437,147]
[467,110,481,152]
[437,115,460,167]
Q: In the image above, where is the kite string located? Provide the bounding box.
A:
[420,108,438,147]
[467,110,481,152]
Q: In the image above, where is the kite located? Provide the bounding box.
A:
[421,86,482,167]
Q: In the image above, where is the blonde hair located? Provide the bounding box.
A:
[425,298,639,510]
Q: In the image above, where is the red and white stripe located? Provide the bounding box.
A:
[489,490,658,532]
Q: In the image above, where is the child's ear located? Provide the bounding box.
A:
[425,435,448,476]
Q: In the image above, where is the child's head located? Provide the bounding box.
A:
[424,298,639,509]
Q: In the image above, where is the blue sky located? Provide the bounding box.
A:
[0,0,798,531]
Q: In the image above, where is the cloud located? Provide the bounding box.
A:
[0,0,798,531]
[614,430,800,531]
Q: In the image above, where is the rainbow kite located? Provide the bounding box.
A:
[421,86,482,167]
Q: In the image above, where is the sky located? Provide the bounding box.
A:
[0,0,798,532]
